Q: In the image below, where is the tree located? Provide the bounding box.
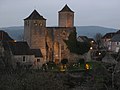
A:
[94,33,103,49]
[64,30,90,55]
[79,62,111,90]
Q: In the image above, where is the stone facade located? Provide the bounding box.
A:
[13,55,35,68]
[58,5,74,27]
[24,5,76,64]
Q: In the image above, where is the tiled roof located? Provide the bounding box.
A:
[59,4,74,13]
[8,42,33,55]
[102,32,115,39]
[3,41,43,57]
[116,30,120,34]
[0,30,14,42]
[77,36,89,42]
[31,49,43,57]
[24,10,46,20]
[88,38,95,42]
[111,34,120,42]
[88,38,96,44]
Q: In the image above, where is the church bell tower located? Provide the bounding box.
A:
[24,10,47,60]
[58,4,74,27]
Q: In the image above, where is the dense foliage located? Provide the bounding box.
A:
[0,70,67,90]
[64,30,90,55]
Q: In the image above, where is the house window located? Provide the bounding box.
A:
[23,56,26,62]
[37,59,40,62]
[108,46,111,50]
[116,42,120,45]
[116,47,120,52]
[109,41,111,45]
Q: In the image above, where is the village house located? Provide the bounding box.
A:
[102,32,115,51]
[77,36,89,42]
[77,36,97,49]
[102,30,120,53]
[111,33,120,53]
[0,30,43,69]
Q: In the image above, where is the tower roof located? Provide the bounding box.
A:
[24,10,46,20]
[59,4,74,13]
[0,30,14,42]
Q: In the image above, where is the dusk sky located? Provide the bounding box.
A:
[0,0,120,29]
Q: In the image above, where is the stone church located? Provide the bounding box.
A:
[24,5,76,64]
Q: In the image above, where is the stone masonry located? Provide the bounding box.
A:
[24,4,76,64]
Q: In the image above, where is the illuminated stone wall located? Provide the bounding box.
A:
[24,5,77,64]
[46,27,76,63]
[58,12,74,27]
[24,19,76,63]
[24,19,47,62]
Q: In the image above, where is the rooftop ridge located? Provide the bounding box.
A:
[24,9,46,20]
[59,4,74,13]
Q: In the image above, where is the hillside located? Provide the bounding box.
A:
[76,26,118,38]
[0,26,118,40]
[0,26,24,41]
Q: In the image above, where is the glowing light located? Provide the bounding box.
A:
[91,41,94,43]
[55,54,58,56]
[99,52,101,55]
[90,47,93,50]
[14,40,16,42]
[85,64,90,70]
[60,65,65,72]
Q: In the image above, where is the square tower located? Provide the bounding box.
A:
[58,4,74,27]
[24,10,47,60]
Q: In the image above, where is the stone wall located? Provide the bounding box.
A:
[59,12,74,27]
[46,27,76,63]
[13,55,35,68]
[24,19,47,61]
